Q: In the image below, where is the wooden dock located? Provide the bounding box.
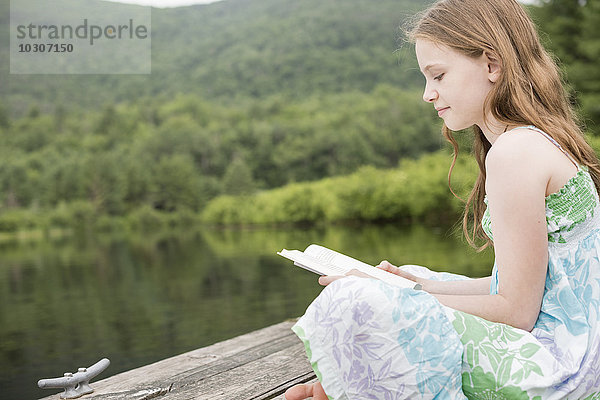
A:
[39,320,316,400]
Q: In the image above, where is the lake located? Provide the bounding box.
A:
[0,223,493,400]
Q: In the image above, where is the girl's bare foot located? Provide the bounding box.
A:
[284,382,328,400]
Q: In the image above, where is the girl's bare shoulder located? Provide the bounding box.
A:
[486,127,554,172]
[486,126,577,197]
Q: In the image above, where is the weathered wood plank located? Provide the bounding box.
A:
[172,338,316,399]
[38,320,315,400]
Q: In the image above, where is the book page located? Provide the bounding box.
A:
[289,244,418,289]
[277,249,349,276]
[304,244,374,271]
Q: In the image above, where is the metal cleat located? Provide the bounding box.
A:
[38,358,110,399]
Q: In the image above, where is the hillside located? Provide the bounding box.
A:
[0,0,597,235]
[2,0,427,116]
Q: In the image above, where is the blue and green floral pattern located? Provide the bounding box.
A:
[293,127,600,399]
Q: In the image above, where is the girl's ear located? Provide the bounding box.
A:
[485,52,502,83]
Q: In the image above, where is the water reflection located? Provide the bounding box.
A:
[0,224,492,399]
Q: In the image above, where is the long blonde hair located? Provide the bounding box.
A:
[408,0,600,249]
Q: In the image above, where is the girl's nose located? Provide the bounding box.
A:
[423,84,438,103]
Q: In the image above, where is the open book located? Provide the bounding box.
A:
[277,244,421,290]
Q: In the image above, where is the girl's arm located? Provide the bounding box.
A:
[449,134,548,331]
[380,132,550,331]
[422,276,492,295]
[377,261,492,295]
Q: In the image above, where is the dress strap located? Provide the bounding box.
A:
[511,125,580,170]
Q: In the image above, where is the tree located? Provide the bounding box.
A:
[150,154,203,212]
[0,104,9,129]
[531,0,600,133]
[222,155,256,196]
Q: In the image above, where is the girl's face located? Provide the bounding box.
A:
[415,39,499,132]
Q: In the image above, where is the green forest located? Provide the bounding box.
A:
[0,0,598,236]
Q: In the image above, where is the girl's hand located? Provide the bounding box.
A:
[317,262,427,290]
[377,260,420,283]
[318,269,374,286]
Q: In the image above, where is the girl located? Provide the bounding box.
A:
[284,0,600,398]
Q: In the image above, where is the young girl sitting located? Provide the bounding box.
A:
[284,0,600,398]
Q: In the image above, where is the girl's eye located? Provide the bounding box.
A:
[434,73,445,81]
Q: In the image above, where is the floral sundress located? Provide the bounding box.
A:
[292,126,600,399]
